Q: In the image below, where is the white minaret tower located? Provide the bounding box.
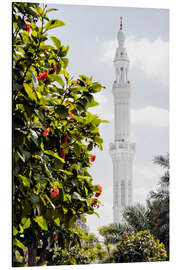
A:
[109,17,136,224]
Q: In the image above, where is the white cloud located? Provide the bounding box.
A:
[101,36,169,86]
[131,106,169,127]
[101,39,117,63]
[89,96,169,129]
[133,164,164,204]
[89,92,114,121]
[134,165,162,182]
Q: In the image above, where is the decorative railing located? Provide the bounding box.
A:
[109,142,135,152]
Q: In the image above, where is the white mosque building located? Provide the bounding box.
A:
[109,18,136,224]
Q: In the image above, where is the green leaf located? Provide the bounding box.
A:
[79,74,92,85]
[91,83,102,93]
[55,62,61,74]
[85,113,97,125]
[54,159,64,170]
[17,174,30,187]
[59,169,73,176]
[45,8,58,14]
[62,207,68,214]
[34,216,48,231]
[94,136,103,144]
[54,217,60,226]
[39,44,55,50]
[33,5,44,17]
[21,217,31,230]
[61,58,69,69]
[44,150,65,163]
[63,70,70,84]
[60,46,69,57]
[88,98,99,108]
[63,194,71,202]
[13,226,19,236]
[72,192,86,201]
[45,19,65,31]
[80,215,87,223]
[69,215,77,227]
[50,36,61,49]
[23,83,37,102]
[14,238,25,250]
[48,74,65,88]
[19,225,24,234]
[101,119,109,123]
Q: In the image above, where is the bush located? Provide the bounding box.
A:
[111,230,167,263]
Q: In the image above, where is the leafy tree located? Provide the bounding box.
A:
[12,2,107,266]
[109,231,167,263]
[99,223,133,245]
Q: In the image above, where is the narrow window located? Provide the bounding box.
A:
[121,180,125,206]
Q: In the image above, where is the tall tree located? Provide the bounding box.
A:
[12,2,107,266]
[147,153,169,258]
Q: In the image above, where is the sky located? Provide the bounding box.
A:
[42,3,169,236]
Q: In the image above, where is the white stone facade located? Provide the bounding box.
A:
[109,19,135,224]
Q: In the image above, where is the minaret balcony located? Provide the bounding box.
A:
[109,141,136,155]
[114,56,129,63]
[113,80,131,89]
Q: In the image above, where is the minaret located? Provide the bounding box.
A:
[109,17,136,224]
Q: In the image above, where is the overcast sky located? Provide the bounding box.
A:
[45,4,169,235]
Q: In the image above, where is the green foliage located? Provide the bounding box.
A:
[45,19,65,31]
[123,204,150,232]
[147,153,169,258]
[110,231,167,263]
[99,153,169,263]
[46,232,107,265]
[13,2,106,266]
[34,216,48,231]
[99,223,134,245]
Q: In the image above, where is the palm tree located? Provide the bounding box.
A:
[122,204,150,232]
[153,153,169,186]
[99,153,170,261]
[147,153,169,258]
[98,223,133,245]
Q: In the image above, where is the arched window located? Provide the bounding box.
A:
[128,180,132,204]
[114,181,118,206]
[121,180,125,206]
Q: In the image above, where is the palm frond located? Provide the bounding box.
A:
[122,204,150,232]
[153,153,169,169]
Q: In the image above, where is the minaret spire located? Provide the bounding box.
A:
[109,19,136,224]
[120,16,123,30]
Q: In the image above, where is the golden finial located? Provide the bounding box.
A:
[120,16,123,30]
